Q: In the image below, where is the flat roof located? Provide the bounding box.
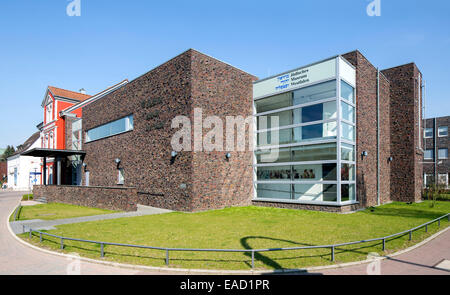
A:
[21,148,86,158]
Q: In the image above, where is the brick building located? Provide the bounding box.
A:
[32,49,424,212]
[423,116,449,188]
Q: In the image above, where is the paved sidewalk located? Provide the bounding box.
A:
[10,204,172,234]
[0,191,157,274]
[316,227,450,275]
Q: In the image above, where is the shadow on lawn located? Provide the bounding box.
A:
[360,206,446,220]
[28,226,435,271]
[239,232,421,270]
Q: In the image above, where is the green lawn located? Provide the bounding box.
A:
[14,203,119,221]
[20,201,450,270]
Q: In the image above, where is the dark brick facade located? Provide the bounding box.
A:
[423,116,450,186]
[382,64,423,202]
[342,51,392,208]
[79,49,257,212]
[34,49,424,212]
[33,185,138,211]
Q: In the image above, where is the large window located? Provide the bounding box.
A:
[292,80,336,105]
[86,115,134,142]
[340,80,355,103]
[254,59,356,205]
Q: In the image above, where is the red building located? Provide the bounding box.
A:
[39,86,91,184]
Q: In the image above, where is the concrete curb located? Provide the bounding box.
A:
[6,202,450,275]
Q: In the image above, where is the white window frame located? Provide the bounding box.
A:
[424,149,434,160]
[437,174,448,187]
[438,148,448,160]
[438,126,448,137]
[424,128,433,139]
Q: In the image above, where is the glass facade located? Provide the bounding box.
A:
[254,57,356,205]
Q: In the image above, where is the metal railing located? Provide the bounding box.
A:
[13,205,22,221]
[21,213,449,269]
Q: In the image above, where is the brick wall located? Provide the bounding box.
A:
[81,49,256,212]
[33,185,138,211]
[342,51,391,207]
[190,50,256,211]
[382,63,423,202]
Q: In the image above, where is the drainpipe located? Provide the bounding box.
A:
[377,69,380,206]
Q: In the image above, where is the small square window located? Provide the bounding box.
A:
[438,126,448,137]
[424,150,434,160]
[424,128,433,138]
[438,148,448,160]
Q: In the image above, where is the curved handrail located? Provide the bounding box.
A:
[20,211,449,269]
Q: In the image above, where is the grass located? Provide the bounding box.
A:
[19,201,450,271]
[22,194,33,201]
[14,203,119,221]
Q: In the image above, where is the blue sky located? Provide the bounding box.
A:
[0,0,449,147]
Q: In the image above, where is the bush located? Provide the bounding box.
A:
[22,194,33,201]
[423,184,449,203]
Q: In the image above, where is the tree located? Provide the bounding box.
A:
[1,145,15,161]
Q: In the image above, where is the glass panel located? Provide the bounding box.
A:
[257,123,336,147]
[323,101,337,120]
[293,184,337,202]
[341,143,355,161]
[256,148,291,164]
[292,143,337,161]
[110,117,126,135]
[341,122,355,141]
[293,163,337,181]
[256,166,291,180]
[256,183,291,200]
[255,92,292,113]
[292,80,336,105]
[424,150,433,160]
[341,184,356,202]
[341,80,354,103]
[302,104,323,123]
[302,124,323,140]
[341,164,355,181]
[87,115,133,142]
[257,128,292,146]
[257,110,292,130]
[424,128,433,138]
[438,149,448,159]
[438,126,448,137]
[341,101,355,123]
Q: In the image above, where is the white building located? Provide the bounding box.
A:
[7,132,41,191]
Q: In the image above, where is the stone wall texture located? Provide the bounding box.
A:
[382,64,423,202]
[79,49,257,212]
[33,185,138,211]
